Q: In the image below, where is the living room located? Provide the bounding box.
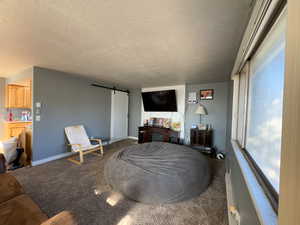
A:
[0,1,299,225]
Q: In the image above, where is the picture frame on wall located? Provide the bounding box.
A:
[200,89,214,100]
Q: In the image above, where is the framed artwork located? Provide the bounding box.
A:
[188,92,197,104]
[200,89,214,100]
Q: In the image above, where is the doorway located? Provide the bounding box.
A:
[110,90,129,142]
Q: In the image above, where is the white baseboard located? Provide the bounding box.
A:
[31,138,137,166]
[128,136,138,140]
[32,141,111,166]
[109,137,127,144]
[32,152,76,166]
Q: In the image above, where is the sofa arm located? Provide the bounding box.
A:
[0,154,6,174]
[0,173,24,204]
[41,211,78,225]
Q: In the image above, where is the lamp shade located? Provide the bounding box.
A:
[195,105,207,115]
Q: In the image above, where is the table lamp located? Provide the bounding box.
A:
[195,104,207,125]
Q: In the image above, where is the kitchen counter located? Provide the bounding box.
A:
[4,121,32,123]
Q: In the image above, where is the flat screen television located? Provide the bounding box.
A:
[142,90,177,112]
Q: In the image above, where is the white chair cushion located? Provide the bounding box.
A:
[0,137,18,163]
[65,125,91,152]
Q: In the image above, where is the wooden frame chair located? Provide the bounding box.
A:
[65,125,103,165]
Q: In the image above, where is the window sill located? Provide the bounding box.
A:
[231,140,278,225]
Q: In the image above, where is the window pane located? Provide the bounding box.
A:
[246,11,286,192]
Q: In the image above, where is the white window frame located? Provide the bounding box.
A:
[236,62,250,148]
[229,5,288,225]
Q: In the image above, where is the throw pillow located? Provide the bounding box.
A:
[0,137,18,164]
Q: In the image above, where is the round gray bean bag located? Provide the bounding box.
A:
[104,142,210,204]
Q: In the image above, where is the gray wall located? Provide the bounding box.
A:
[184,81,230,152]
[0,78,5,140]
[128,89,141,137]
[32,67,111,161]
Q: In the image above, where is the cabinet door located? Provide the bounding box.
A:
[16,86,25,108]
[6,85,17,108]
[29,81,32,108]
[5,84,27,108]
[9,127,25,138]
[24,85,31,108]
[5,122,31,139]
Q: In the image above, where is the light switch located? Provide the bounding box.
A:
[36,115,41,121]
[36,102,41,108]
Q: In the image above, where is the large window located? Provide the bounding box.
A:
[246,10,286,193]
[235,9,287,195]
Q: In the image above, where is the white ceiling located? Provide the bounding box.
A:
[0,0,253,88]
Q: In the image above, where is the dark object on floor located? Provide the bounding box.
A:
[199,146,216,156]
[192,146,225,160]
[0,153,78,225]
[216,152,226,160]
[8,148,24,171]
[105,142,210,204]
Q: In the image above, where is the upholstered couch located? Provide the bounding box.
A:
[0,154,77,225]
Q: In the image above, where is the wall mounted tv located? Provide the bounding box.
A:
[142,90,177,112]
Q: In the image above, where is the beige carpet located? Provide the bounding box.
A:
[12,140,228,225]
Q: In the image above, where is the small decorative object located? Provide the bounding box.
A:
[8,110,13,121]
[158,118,164,127]
[172,122,181,131]
[200,89,214,100]
[149,118,155,126]
[163,118,171,128]
[144,119,149,126]
[188,92,197,104]
[153,118,159,127]
[208,124,213,130]
[198,124,207,130]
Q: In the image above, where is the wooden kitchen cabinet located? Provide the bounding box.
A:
[24,82,32,108]
[6,85,19,108]
[16,85,25,107]
[5,83,32,108]
[4,122,32,140]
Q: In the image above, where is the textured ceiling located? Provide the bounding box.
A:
[0,0,252,88]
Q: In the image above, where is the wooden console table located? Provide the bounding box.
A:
[138,126,180,144]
